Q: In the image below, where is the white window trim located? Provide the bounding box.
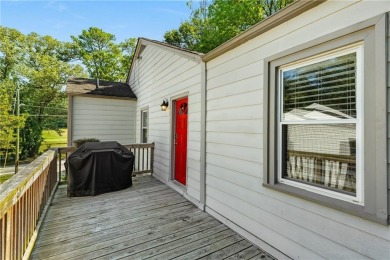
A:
[276,43,364,205]
[263,15,388,225]
[140,109,148,143]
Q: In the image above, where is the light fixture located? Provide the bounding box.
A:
[160,98,169,111]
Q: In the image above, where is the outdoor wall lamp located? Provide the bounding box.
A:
[160,98,169,111]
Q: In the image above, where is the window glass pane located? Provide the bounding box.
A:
[283,52,356,121]
[282,124,356,194]
[142,111,148,127]
[141,110,148,143]
[142,129,148,143]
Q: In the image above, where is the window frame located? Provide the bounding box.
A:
[140,108,149,143]
[277,44,364,205]
[263,15,388,225]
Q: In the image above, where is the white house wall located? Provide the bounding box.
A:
[129,43,202,202]
[205,1,390,259]
[71,96,136,144]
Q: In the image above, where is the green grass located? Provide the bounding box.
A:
[0,174,13,184]
[39,128,68,152]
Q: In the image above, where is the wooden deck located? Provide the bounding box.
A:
[31,176,275,260]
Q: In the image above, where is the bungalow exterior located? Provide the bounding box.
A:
[127,0,390,259]
[66,77,137,146]
[127,38,205,206]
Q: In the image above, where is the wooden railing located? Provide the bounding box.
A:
[57,146,75,182]
[0,142,155,259]
[286,150,356,193]
[124,143,155,176]
[0,149,58,260]
[58,142,155,181]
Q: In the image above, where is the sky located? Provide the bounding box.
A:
[0,0,192,43]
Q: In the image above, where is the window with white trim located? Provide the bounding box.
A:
[263,18,388,225]
[141,109,148,143]
[278,44,363,204]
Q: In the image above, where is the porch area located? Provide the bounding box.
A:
[31,175,273,259]
[0,143,276,260]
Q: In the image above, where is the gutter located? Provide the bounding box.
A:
[202,0,325,62]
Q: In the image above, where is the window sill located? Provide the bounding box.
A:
[262,182,388,225]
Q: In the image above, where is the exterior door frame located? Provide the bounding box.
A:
[170,92,189,187]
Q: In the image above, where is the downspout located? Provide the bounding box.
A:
[200,60,207,210]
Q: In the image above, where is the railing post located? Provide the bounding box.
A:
[150,143,154,176]
[65,152,69,181]
[123,143,154,176]
[5,209,12,260]
[58,149,62,183]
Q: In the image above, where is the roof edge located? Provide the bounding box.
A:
[68,93,137,101]
[202,0,326,62]
[126,39,142,83]
[139,38,204,60]
[126,38,204,83]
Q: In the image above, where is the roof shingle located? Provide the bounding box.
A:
[66,77,137,99]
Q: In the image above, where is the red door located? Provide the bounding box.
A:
[174,97,188,185]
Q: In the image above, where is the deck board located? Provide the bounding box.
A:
[31,176,276,259]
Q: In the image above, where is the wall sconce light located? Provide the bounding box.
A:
[161,98,169,111]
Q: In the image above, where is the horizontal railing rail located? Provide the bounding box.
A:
[58,142,155,181]
[0,149,58,260]
[288,150,356,164]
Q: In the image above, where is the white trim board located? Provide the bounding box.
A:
[205,206,291,260]
[153,173,205,211]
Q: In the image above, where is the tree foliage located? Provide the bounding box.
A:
[0,25,137,160]
[0,26,86,159]
[0,27,26,81]
[0,80,26,165]
[71,27,136,81]
[164,0,293,53]
[20,33,85,157]
[259,0,294,17]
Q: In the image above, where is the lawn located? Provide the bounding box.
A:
[39,128,68,152]
[0,174,13,184]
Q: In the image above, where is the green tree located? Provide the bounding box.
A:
[1,27,86,159]
[0,80,26,166]
[19,32,85,158]
[164,0,293,53]
[164,1,208,51]
[0,27,26,81]
[119,37,137,80]
[200,0,266,52]
[259,0,294,17]
[0,27,27,164]
[71,27,136,81]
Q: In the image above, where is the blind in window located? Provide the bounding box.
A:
[282,52,356,121]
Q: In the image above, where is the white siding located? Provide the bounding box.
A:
[129,43,202,202]
[206,1,390,259]
[72,96,136,145]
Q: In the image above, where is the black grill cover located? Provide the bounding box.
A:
[67,141,134,197]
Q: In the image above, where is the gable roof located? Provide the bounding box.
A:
[126,0,325,82]
[126,38,204,83]
[66,77,137,99]
[138,38,204,58]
